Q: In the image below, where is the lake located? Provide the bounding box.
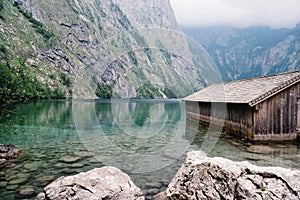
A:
[0,99,299,199]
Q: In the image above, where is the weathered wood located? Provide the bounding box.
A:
[186,101,254,139]
[186,82,300,141]
[185,71,300,141]
[297,98,300,130]
[251,83,300,140]
[266,99,271,135]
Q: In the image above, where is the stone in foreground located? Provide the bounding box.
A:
[164,151,300,200]
[36,166,144,200]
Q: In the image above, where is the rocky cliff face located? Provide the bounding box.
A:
[0,0,216,99]
[184,25,300,81]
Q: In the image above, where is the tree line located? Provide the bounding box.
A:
[0,58,65,122]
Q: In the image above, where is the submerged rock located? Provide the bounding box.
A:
[0,144,21,168]
[0,159,6,168]
[36,166,145,200]
[0,181,8,189]
[59,155,82,163]
[162,151,300,200]
[6,184,19,191]
[246,145,276,154]
[247,144,297,155]
[24,162,40,171]
[35,176,56,186]
[19,186,35,198]
[8,177,28,185]
[73,151,92,158]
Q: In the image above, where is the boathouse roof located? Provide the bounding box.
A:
[184,70,300,107]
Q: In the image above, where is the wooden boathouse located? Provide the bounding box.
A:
[184,70,300,141]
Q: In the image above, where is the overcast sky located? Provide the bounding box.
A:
[170,0,300,29]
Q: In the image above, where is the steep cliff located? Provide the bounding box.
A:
[184,25,300,81]
[0,0,216,99]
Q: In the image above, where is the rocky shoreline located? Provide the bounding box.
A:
[158,151,300,199]
[1,144,299,199]
[34,151,300,200]
[0,144,21,169]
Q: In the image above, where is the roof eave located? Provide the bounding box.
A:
[249,76,300,107]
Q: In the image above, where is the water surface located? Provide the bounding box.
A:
[0,100,299,199]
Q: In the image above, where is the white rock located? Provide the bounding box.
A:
[36,166,144,200]
[164,151,300,200]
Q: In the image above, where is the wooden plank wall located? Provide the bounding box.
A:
[185,82,300,141]
[254,83,300,140]
[224,103,254,138]
[185,101,201,119]
[186,101,254,139]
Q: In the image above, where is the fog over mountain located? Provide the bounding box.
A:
[171,0,300,29]
[183,24,300,81]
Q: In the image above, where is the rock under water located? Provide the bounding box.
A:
[158,151,300,200]
[36,166,145,200]
[0,144,21,168]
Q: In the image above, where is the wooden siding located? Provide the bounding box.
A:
[186,101,254,139]
[185,82,300,141]
[224,103,253,139]
[253,83,300,141]
[186,102,226,123]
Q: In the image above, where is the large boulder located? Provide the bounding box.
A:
[36,166,145,200]
[0,143,21,168]
[163,151,300,200]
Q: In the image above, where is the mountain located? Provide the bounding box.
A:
[0,0,218,99]
[183,25,300,81]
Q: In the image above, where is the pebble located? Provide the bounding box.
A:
[145,182,162,189]
[74,151,92,158]
[145,188,160,196]
[88,158,103,164]
[246,145,275,154]
[69,163,86,168]
[59,156,82,163]
[0,171,5,177]
[159,179,170,186]
[34,154,47,159]
[6,184,19,191]
[9,163,17,168]
[35,176,56,186]
[19,185,35,198]
[53,163,67,169]
[0,181,8,188]
[8,177,28,185]
[16,173,30,179]
[24,162,40,171]
[0,175,7,181]
[6,174,17,181]
[60,168,76,175]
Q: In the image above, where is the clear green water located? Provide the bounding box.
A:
[0,100,299,199]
